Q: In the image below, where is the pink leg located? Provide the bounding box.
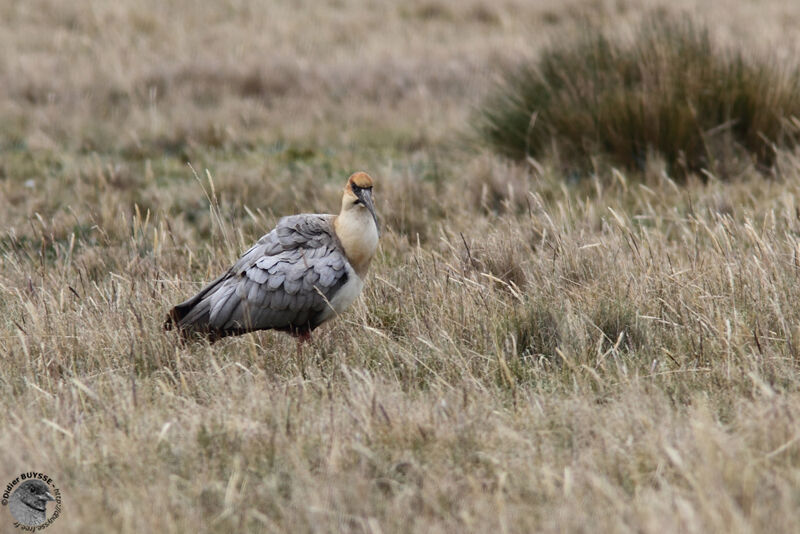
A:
[295,331,312,372]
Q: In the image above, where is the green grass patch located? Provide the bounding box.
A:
[476,15,800,177]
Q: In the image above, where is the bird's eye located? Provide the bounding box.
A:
[29,487,35,493]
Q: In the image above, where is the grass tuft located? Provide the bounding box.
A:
[476,15,800,177]
[510,298,561,361]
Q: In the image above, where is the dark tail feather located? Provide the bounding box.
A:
[164,299,206,331]
[164,273,229,341]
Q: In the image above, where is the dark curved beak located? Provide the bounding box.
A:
[357,188,379,235]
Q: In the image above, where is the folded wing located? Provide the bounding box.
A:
[166,214,350,339]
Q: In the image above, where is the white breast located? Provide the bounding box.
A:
[318,265,364,323]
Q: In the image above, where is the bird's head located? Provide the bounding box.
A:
[341,172,378,232]
[12,480,55,512]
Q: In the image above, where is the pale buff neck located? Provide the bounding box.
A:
[333,201,379,277]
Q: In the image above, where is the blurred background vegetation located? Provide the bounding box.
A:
[477,15,800,177]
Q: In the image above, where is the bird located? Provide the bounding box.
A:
[165,171,379,342]
[8,480,55,527]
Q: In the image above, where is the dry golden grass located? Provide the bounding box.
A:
[3,1,800,532]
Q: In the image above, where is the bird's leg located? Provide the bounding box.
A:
[296,330,312,379]
[296,330,312,355]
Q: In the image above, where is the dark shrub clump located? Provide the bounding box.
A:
[476,16,800,176]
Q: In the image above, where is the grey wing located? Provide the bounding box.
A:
[220,214,334,272]
[202,214,350,333]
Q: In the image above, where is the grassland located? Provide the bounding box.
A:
[3,0,800,532]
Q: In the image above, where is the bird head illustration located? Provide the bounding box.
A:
[8,479,55,527]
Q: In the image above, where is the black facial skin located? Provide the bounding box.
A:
[351,185,379,234]
[351,184,363,202]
